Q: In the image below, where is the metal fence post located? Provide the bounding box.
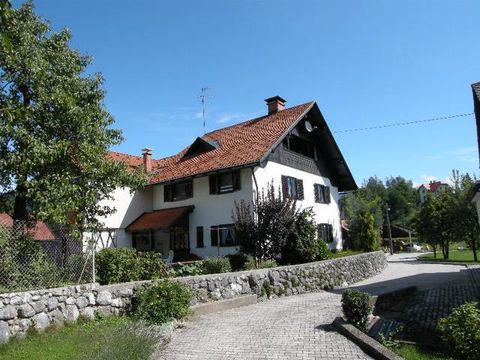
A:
[92,241,96,284]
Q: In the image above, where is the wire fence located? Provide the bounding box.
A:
[0,216,95,294]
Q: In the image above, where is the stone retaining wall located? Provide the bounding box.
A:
[0,251,386,343]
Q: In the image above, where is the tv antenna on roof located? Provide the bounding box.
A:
[199,87,209,134]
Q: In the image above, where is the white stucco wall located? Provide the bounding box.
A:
[89,187,153,250]
[152,168,254,257]
[253,161,343,251]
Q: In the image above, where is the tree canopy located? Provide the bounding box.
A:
[0,1,144,228]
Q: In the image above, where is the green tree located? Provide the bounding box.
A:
[0,2,143,227]
[416,194,441,257]
[385,176,418,226]
[351,212,379,251]
[281,208,329,265]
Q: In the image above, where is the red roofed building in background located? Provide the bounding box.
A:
[0,213,56,241]
[95,96,357,260]
[418,181,450,204]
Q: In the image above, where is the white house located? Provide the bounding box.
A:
[93,96,357,260]
[418,181,450,204]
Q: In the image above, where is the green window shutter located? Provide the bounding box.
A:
[296,179,304,200]
[281,175,288,198]
[325,186,331,204]
[314,184,320,203]
[210,227,218,246]
[164,184,172,202]
[209,175,218,194]
[186,180,193,198]
[232,171,241,191]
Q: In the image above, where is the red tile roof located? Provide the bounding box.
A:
[420,181,449,193]
[126,206,194,232]
[0,213,56,241]
[149,102,313,184]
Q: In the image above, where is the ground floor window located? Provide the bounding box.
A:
[317,223,334,243]
[210,224,237,247]
[132,227,190,252]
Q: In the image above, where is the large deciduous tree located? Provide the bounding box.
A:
[0,2,143,228]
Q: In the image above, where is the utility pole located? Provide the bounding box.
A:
[385,203,394,255]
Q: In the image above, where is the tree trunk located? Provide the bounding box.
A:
[13,183,29,221]
[433,245,437,258]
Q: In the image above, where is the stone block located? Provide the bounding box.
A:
[65,305,79,323]
[18,304,35,318]
[34,312,50,331]
[96,291,112,305]
[0,306,17,320]
[75,296,89,309]
[0,321,9,344]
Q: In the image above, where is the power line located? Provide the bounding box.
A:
[332,112,474,134]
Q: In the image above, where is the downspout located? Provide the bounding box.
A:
[251,167,259,204]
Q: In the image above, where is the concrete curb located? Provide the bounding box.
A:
[190,295,257,316]
[332,317,403,360]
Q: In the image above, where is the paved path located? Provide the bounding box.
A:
[160,291,372,360]
[158,253,474,360]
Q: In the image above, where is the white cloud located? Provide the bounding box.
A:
[422,146,478,164]
[216,111,262,124]
[420,174,437,183]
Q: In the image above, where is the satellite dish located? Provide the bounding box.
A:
[304,120,314,132]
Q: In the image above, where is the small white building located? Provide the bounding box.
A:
[418,181,450,204]
[93,96,357,260]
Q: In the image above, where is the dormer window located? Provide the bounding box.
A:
[182,137,219,159]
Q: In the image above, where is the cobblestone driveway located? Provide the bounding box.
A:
[159,291,372,360]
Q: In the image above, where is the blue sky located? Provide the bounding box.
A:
[22,0,480,187]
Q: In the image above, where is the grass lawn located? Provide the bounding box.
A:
[419,249,480,263]
[330,250,365,259]
[391,343,453,360]
[0,316,158,360]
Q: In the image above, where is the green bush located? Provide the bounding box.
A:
[243,257,278,270]
[65,254,93,283]
[95,248,168,285]
[226,252,249,271]
[133,280,192,324]
[171,262,204,277]
[201,257,232,274]
[317,240,331,261]
[341,289,372,332]
[438,302,480,360]
[281,209,330,264]
[0,229,62,291]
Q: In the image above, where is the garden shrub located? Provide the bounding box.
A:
[133,280,192,324]
[437,302,480,360]
[171,262,204,277]
[243,257,278,270]
[281,209,330,265]
[201,257,232,274]
[341,289,372,332]
[226,252,249,271]
[95,248,168,285]
[0,229,61,291]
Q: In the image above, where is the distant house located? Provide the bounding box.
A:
[418,181,449,204]
[94,96,357,260]
[0,213,56,241]
[470,82,480,216]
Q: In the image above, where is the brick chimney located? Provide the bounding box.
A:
[142,148,153,172]
[265,96,286,115]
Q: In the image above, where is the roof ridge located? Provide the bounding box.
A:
[203,101,315,138]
